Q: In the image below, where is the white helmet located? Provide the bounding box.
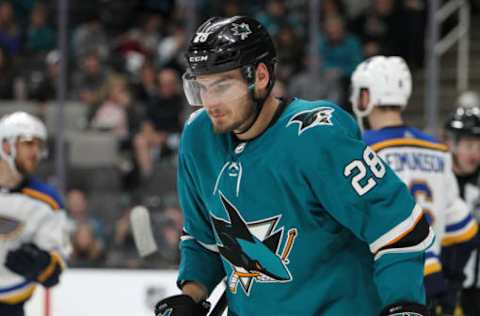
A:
[350,55,412,118]
[0,112,47,175]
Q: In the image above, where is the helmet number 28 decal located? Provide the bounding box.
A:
[193,32,211,43]
[344,147,386,196]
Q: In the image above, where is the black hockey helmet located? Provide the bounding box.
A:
[445,106,480,138]
[183,16,277,134]
[185,16,276,78]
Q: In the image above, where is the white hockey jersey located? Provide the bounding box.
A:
[364,126,477,278]
[0,178,70,304]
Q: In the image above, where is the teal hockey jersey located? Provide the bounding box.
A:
[177,98,434,315]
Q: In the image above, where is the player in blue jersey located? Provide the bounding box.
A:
[154,16,433,316]
[351,56,478,316]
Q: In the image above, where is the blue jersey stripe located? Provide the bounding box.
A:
[446,213,473,233]
[0,280,31,293]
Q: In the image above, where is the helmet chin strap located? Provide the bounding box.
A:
[233,64,275,136]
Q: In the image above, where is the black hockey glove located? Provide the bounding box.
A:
[380,302,430,316]
[429,294,456,316]
[5,243,51,280]
[154,294,210,316]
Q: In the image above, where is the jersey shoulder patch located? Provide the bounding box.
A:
[284,99,359,140]
[21,178,64,211]
[287,106,335,135]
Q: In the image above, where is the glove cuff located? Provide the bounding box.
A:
[380,302,430,316]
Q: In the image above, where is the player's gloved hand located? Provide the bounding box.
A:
[429,297,455,316]
[154,294,210,316]
[380,302,430,316]
[428,286,459,316]
[5,243,51,280]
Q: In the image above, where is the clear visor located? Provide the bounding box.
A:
[182,71,251,107]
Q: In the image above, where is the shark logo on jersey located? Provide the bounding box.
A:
[210,193,297,296]
[287,107,335,135]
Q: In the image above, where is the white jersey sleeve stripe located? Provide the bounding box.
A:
[181,229,219,253]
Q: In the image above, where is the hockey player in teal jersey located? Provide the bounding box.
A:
[351,56,478,316]
[154,16,434,316]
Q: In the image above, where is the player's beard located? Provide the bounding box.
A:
[15,157,38,176]
[212,98,257,134]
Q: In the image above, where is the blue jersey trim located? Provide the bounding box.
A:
[363,126,440,146]
[446,213,474,233]
[25,178,64,209]
[0,280,31,293]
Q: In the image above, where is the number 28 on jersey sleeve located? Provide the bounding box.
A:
[344,147,386,196]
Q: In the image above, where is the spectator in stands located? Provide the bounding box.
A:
[287,56,343,104]
[90,74,131,138]
[256,0,304,38]
[320,0,347,21]
[11,0,36,27]
[120,13,162,58]
[399,0,427,68]
[0,1,21,56]
[66,189,106,242]
[274,23,304,81]
[70,222,106,268]
[350,0,402,58]
[319,14,362,110]
[156,22,187,69]
[72,51,108,110]
[133,61,158,106]
[72,13,109,61]
[163,205,183,232]
[25,2,55,56]
[0,45,14,99]
[219,0,245,17]
[319,14,363,78]
[29,50,60,102]
[158,219,180,266]
[133,67,184,177]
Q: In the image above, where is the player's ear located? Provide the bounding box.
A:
[255,63,270,90]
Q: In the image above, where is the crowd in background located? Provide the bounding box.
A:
[0,0,472,269]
